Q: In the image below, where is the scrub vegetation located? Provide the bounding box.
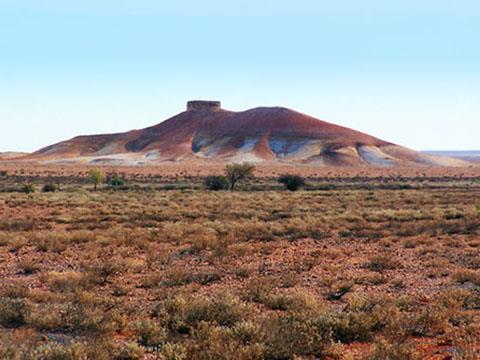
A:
[0,167,479,359]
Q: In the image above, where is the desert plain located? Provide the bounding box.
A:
[0,162,479,359]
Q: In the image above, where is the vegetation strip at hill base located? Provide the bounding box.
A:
[1,161,479,178]
[0,173,479,359]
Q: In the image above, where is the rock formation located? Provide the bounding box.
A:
[24,101,468,167]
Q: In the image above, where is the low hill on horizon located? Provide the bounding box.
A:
[0,152,29,160]
[423,150,480,164]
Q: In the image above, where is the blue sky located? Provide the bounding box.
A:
[0,0,478,152]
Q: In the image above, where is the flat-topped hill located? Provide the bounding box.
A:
[24,101,468,167]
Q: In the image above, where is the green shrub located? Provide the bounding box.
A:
[187,321,264,360]
[452,270,480,286]
[155,294,250,334]
[31,339,116,360]
[368,338,420,360]
[0,297,32,327]
[182,295,246,329]
[30,342,88,359]
[134,320,167,348]
[242,277,273,303]
[204,175,229,191]
[83,259,126,285]
[34,233,69,253]
[158,342,189,360]
[326,295,400,343]
[115,342,144,360]
[326,281,354,301]
[44,291,125,334]
[19,259,40,275]
[21,184,35,194]
[407,304,451,337]
[0,219,36,231]
[366,254,401,272]
[108,177,126,187]
[263,314,331,359]
[278,174,306,191]
[42,183,58,192]
[162,268,222,287]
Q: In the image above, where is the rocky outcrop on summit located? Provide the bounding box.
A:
[26,101,468,167]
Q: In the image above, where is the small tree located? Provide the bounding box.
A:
[204,175,229,191]
[224,163,255,191]
[89,169,105,191]
[278,174,306,191]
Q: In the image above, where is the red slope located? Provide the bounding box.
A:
[32,104,388,159]
[26,101,466,167]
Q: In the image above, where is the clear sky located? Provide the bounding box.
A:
[0,0,478,152]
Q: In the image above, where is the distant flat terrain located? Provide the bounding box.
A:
[0,152,28,160]
[423,150,480,163]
